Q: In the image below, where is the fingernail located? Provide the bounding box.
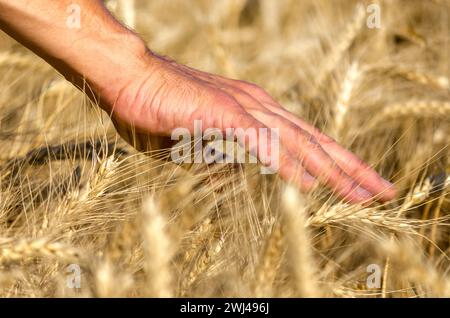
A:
[356,187,373,199]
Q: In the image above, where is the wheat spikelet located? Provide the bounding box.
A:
[394,67,449,91]
[382,177,442,297]
[141,196,173,297]
[0,238,80,264]
[95,260,133,297]
[253,221,284,297]
[76,155,120,202]
[45,155,122,236]
[178,217,213,296]
[0,51,46,69]
[334,62,361,139]
[95,261,117,297]
[307,178,447,233]
[381,239,450,297]
[401,179,436,211]
[40,80,75,98]
[181,234,225,296]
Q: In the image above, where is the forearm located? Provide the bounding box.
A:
[0,0,149,106]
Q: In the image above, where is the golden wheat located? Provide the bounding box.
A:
[0,0,449,298]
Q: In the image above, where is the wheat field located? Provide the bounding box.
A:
[0,0,449,298]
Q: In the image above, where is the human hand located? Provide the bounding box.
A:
[0,0,396,204]
[105,53,396,204]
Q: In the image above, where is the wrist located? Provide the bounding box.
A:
[66,29,161,114]
[0,0,161,113]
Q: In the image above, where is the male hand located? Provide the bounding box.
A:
[106,53,396,204]
[0,0,396,204]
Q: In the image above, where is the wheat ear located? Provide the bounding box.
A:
[334,62,361,139]
[95,260,133,297]
[363,100,450,133]
[315,4,365,88]
[0,238,80,264]
[0,51,50,71]
[282,186,320,297]
[141,196,173,297]
[254,221,284,297]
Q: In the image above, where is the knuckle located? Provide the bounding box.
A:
[336,172,357,191]
[238,81,271,99]
[303,134,322,151]
[248,108,274,121]
[279,151,295,167]
[212,92,240,109]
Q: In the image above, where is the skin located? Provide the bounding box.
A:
[0,0,397,204]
